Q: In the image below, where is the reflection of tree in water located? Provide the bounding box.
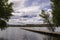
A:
[23,34,38,40]
[0,38,8,40]
[43,36,60,40]
[0,20,7,30]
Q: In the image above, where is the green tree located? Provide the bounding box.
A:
[0,0,13,30]
[39,10,55,32]
[50,0,60,26]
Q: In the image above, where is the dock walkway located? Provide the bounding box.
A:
[21,28,60,38]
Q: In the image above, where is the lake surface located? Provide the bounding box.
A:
[0,27,60,40]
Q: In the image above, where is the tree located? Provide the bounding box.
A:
[0,0,13,30]
[50,0,60,26]
[39,10,55,32]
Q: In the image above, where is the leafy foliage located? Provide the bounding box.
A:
[39,10,55,32]
[0,0,13,20]
[0,0,13,30]
[39,10,50,23]
[51,0,60,26]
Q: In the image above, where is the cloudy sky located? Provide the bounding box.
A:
[8,0,51,25]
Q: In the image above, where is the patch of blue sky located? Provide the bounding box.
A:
[42,5,51,11]
[24,0,35,7]
[24,0,50,7]
[40,0,50,2]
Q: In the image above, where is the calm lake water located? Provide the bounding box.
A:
[0,27,60,40]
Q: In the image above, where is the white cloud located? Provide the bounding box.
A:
[12,0,26,11]
[17,6,40,12]
[12,12,23,16]
[12,0,50,15]
[9,0,23,2]
[12,5,41,16]
[8,0,51,25]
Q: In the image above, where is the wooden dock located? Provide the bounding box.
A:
[21,28,60,38]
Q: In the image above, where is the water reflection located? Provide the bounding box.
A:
[43,36,60,40]
[23,33,38,40]
[0,38,8,40]
[0,27,60,40]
